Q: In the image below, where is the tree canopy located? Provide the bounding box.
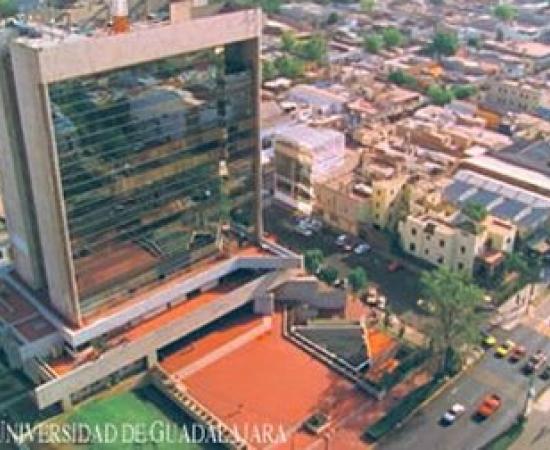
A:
[493,3,517,22]
[0,0,17,18]
[463,201,488,222]
[360,0,376,13]
[364,33,384,54]
[426,84,454,106]
[451,84,477,100]
[348,267,368,297]
[421,267,485,374]
[382,27,404,48]
[318,266,339,285]
[304,249,324,274]
[427,32,459,57]
[388,70,418,88]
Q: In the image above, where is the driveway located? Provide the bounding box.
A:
[378,324,550,450]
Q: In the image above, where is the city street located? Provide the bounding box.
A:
[263,205,430,329]
[379,323,550,450]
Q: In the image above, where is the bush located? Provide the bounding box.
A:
[363,377,443,442]
[318,266,338,285]
[376,348,431,390]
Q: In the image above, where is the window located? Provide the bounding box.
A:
[457,262,464,270]
[424,249,429,255]
[409,243,416,252]
[437,256,444,264]
[439,239,445,248]
[411,228,417,236]
[460,246,466,254]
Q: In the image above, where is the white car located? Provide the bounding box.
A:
[354,243,371,254]
[440,403,465,425]
[295,225,312,237]
[336,234,348,246]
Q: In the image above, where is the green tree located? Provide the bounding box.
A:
[262,60,278,82]
[467,36,482,49]
[462,201,488,222]
[451,84,477,100]
[297,35,327,63]
[493,3,517,22]
[364,33,383,54]
[0,0,16,18]
[274,56,304,79]
[382,27,404,48]
[427,32,459,57]
[388,70,418,88]
[281,31,297,52]
[318,266,338,285]
[426,84,454,106]
[421,267,485,374]
[348,267,368,299]
[326,12,339,25]
[304,249,324,274]
[504,252,529,274]
[360,0,376,13]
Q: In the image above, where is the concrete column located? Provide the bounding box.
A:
[61,395,72,412]
[253,293,274,315]
[146,352,158,368]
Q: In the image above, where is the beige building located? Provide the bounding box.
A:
[274,124,345,214]
[486,80,542,113]
[315,156,408,233]
[398,213,517,275]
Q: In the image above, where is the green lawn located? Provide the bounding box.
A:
[52,386,220,450]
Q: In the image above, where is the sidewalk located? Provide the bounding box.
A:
[511,389,550,450]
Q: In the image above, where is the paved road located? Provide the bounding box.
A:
[379,324,550,450]
[263,205,430,329]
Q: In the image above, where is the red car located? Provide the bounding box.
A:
[387,261,403,272]
[509,345,526,363]
[476,394,502,419]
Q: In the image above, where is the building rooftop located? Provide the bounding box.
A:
[444,169,550,231]
[485,40,550,59]
[0,281,56,343]
[496,140,550,177]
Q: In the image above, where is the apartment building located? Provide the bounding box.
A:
[315,156,408,232]
[398,213,516,275]
[274,124,345,214]
[486,80,542,113]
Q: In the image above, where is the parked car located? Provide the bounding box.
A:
[440,403,466,425]
[495,340,515,358]
[540,365,550,381]
[475,394,501,419]
[354,243,371,254]
[509,345,526,363]
[309,218,323,232]
[295,225,312,237]
[524,350,547,374]
[336,234,348,246]
[387,260,403,272]
[333,278,347,289]
[482,333,497,348]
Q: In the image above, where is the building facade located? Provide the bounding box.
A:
[0,5,263,327]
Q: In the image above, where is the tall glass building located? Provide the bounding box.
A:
[3,6,262,326]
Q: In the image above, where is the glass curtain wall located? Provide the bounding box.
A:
[47,43,257,314]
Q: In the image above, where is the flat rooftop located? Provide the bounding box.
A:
[166,311,409,449]
[0,282,56,343]
[79,244,270,328]
[11,6,262,83]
